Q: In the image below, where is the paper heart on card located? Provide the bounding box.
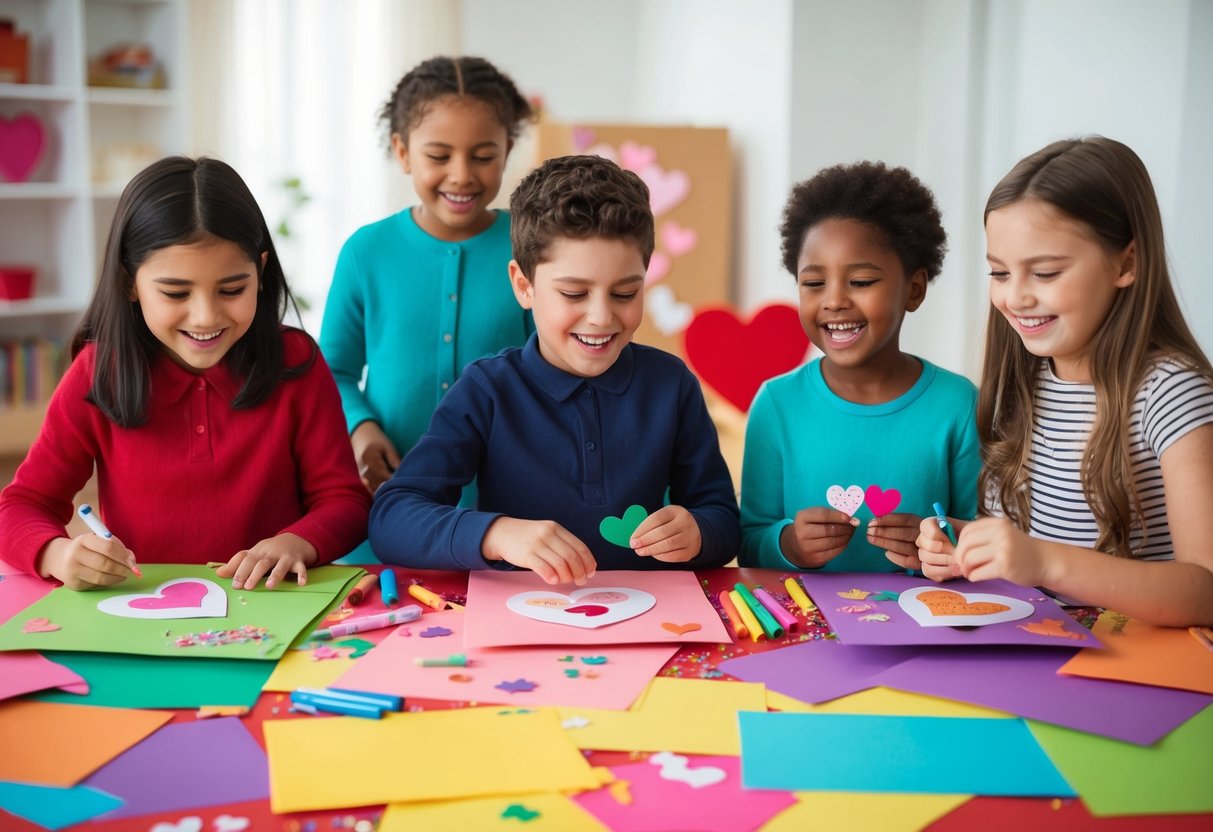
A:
[96,578,227,620]
[507,588,656,629]
[899,586,1033,627]
[826,485,865,516]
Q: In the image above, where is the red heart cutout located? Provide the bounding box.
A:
[684,304,809,412]
[129,581,208,610]
[564,604,609,617]
[0,113,46,183]
[864,485,902,517]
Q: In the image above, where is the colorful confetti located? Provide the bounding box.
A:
[495,678,539,694]
[170,624,271,648]
[419,626,453,638]
[858,613,891,622]
[837,604,874,614]
[838,588,872,600]
[580,656,608,665]
[501,804,541,822]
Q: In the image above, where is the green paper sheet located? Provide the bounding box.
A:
[0,565,363,660]
[31,652,274,708]
[1027,704,1213,816]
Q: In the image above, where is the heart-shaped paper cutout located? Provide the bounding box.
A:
[684,304,810,412]
[650,751,727,789]
[661,621,702,636]
[0,113,46,183]
[97,578,227,620]
[585,142,618,164]
[619,140,658,172]
[648,284,693,335]
[22,617,60,633]
[572,126,596,153]
[150,818,203,832]
[213,815,252,832]
[636,162,691,216]
[600,504,649,548]
[899,586,1033,627]
[826,485,865,516]
[864,485,901,517]
[660,221,699,257]
[507,587,656,629]
[646,251,672,285]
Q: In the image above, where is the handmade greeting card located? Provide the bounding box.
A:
[463,570,728,648]
[798,572,1097,647]
[0,564,364,660]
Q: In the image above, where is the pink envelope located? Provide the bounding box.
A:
[463,570,730,648]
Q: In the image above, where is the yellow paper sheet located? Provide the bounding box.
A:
[264,706,599,813]
[766,687,1012,718]
[558,677,767,755]
[0,700,173,786]
[762,792,971,831]
[1058,611,1213,694]
[261,645,359,691]
[379,793,607,831]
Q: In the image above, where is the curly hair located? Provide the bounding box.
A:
[779,161,947,281]
[509,155,655,278]
[378,55,533,150]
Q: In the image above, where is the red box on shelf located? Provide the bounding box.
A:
[0,265,36,300]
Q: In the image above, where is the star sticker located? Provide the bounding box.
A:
[495,678,539,694]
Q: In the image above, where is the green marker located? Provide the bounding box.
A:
[734,583,784,639]
[414,654,470,667]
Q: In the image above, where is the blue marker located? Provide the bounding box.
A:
[289,691,383,719]
[379,568,399,607]
[932,502,959,547]
[78,504,141,577]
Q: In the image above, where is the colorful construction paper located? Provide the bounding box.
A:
[873,646,1212,745]
[930,796,1213,831]
[380,793,607,832]
[574,754,796,832]
[718,639,916,703]
[1058,611,1213,694]
[264,707,599,812]
[464,570,728,648]
[0,564,363,660]
[557,678,768,755]
[799,573,1096,647]
[32,652,273,708]
[0,701,172,787]
[739,712,1075,797]
[0,571,52,622]
[333,609,678,709]
[766,687,1011,719]
[81,717,268,819]
[1027,705,1213,816]
[0,781,124,830]
[0,652,87,701]
[761,793,971,832]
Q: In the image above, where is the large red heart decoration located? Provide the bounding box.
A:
[683,303,810,411]
[0,113,46,183]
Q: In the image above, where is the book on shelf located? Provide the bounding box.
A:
[1,337,65,409]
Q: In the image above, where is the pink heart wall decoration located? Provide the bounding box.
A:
[660,221,699,257]
[0,113,46,183]
[619,140,657,172]
[636,163,691,217]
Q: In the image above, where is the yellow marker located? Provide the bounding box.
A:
[784,577,816,613]
[408,584,448,611]
[729,589,765,643]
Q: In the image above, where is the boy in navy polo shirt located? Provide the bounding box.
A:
[369,155,740,582]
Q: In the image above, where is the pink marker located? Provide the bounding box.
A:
[753,586,799,633]
[310,605,422,639]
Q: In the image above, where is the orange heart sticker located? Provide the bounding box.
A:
[918,589,1010,617]
[448,673,473,682]
[661,621,702,636]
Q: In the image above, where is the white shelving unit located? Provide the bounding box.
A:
[0,0,186,456]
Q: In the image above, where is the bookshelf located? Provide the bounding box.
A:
[0,0,186,457]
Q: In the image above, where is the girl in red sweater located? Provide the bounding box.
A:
[0,157,370,591]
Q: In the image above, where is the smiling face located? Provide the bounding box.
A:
[393,95,511,242]
[795,218,926,390]
[985,199,1135,381]
[509,236,646,378]
[131,238,262,372]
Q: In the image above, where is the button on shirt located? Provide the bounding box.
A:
[369,335,740,571]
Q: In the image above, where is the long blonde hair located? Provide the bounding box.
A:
[978,136,1213,556]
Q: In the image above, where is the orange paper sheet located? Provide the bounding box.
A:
[1058,611,1213,694]
[0,700,173,786]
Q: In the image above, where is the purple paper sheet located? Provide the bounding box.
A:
[799,573,1098,647]
[82,717,268,819]
[873,647,1212,745]
[718,640,918,704]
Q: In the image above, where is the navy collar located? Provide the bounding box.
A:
[520,333,635,401]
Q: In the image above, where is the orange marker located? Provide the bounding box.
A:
[408,583,447,611]
[345,573,380,607]
[717,590,749,640]
[728,589,765,643]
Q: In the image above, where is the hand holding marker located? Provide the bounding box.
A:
[77,504,141,577]
[932,502,959,546]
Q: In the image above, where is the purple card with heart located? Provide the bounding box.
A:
[798,572,1099,648]
[464,570,729,648]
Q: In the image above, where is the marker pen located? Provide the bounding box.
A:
[289,691,383,719]
[932,502,959,547]
[753,586,800,633]
[379,568,399,607]
[345,572,380,606]
[717,589,749,640]
[310,605,421,639]
[297,687,403,711]
[407,583,447,611]
[783,577,816,613]
[414,654,470,667]
[77,504,141,577]
[728,589,765,643]
[735,583,784,640]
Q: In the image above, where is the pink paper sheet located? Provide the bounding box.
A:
[0,652,88,700]
[333,609,678,709]
[0,571,53,623]
[463,570,729,648]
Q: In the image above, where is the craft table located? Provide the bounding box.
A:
[0,565,1208,831]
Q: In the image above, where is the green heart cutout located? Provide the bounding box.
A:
[599,504,649,548]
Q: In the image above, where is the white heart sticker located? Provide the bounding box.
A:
[213,815,252,832]
[826,484,865,516]
[506,587,656,629]
[151,817,203,832]
[898,585,1034,627]
[97,578,228,620]
[650,751,727,789]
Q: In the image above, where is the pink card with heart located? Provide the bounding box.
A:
[463,570,729,648]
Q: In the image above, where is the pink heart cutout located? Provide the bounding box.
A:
[0,113,46,183]
[660,221,699,257]
[565,604,609,617]
[646,251,671,285]
[636,163,691,217]
[619,140,657,172]
[22,617,60,633]
[572,126,596,152]
[864,485,902,517]
[129,580,208,609]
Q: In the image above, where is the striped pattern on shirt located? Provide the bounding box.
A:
[1018,359,1213,560]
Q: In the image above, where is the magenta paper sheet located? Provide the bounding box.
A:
[798,573,1098,647]
[463,570,729,648]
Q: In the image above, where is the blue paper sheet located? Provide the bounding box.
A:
[739,711,1075,797]
[0,781,124,830]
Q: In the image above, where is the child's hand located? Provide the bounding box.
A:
[870,513,924,571]
[632,505,702,564]
[779,507,860,569]
[351,421,401,493]
[216,532,317,590]
[915,515,965,582]
[482,517,597,585]
[953,517,1053,587]
[39,534,138,590]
